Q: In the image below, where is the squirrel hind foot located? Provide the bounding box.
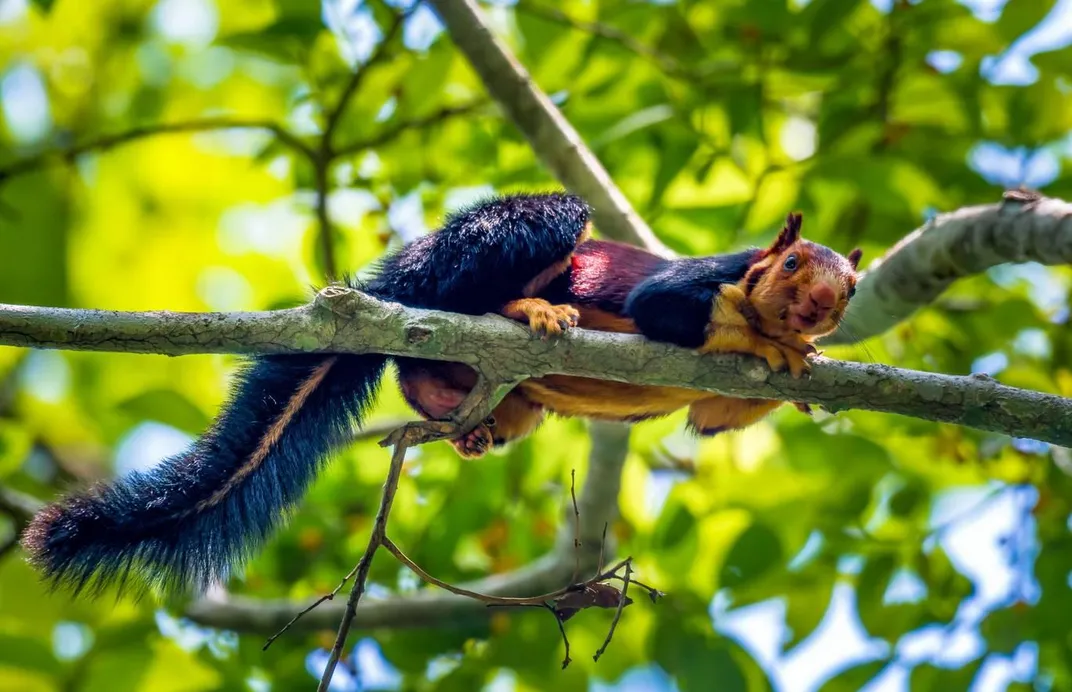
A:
[450,422,494,459]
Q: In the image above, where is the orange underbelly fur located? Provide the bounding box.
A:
[518,375,704,421]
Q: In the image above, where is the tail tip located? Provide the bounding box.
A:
[20,500,101,595]
[21,502,63,569]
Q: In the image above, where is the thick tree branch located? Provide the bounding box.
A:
[828,193,1072,344]
[185,421,629,634]
[1,287,1070,444]
[428,0,673,257]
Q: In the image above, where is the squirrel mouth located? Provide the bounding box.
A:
[789,311,821,332]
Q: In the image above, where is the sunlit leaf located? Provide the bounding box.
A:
[719,521,783,589]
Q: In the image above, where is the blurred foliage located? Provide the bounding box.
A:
[1,0,1071,690]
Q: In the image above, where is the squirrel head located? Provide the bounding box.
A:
[742,213,862,340]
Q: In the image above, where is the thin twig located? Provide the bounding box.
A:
[512,1,687,78]
[428,0,673,256]
[352,418,416,443]
[593,560,631,662]
[263,560,365,651]
[315,8,408,281]
[570,469,581,583]
[322,10,409,149]
[596,522,608,576]
[332,101,490,158]
[382,535,570,606]
[315,375,513,689]
[611,574,662,603]
[317,427,411,692]
[0,485,43,525]
[544,601,572,669]
[312,162,338,281]
[0,119,315,182]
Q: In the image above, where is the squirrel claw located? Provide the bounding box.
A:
[753,339,811,378]
[783,348,811,379]
[450,422,494,459]
[531,305,579,338]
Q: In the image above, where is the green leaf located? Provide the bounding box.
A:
[219,0,326,62]
[593,105,677,149]
[0,175,70,307]
[725,83,765,138]
[115,389,210,434]
[1029,536,1072,639]
[651,620,751,692]
[909,661,983,690]
[834,479,875,521]
[817,659,890,692]
[856,554,896,610]
[778,424,893,476]
[647,128,700,210]
[515,7,568,71]
[396,45,456,118]
[0,421,32,478]
[980,606,1031,655]
[0,633,60,675]
[784,574,836,648]
[719,522,783,589]
[803,0,864,45]
[887,478,928,518]
[651,497,696,551]
[855,554,924,641]
[996,0,1052,42]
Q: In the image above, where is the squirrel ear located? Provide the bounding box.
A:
[848,248,863,270]
[767,212,802,254]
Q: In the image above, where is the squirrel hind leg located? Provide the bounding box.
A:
[486,391,545,447]
[687,396,782,436]
[396,362,544,458]
[453,391,545,458]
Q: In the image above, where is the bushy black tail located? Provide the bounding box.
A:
[22,353,388,596]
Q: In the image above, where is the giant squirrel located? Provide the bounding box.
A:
[23,192,862,595]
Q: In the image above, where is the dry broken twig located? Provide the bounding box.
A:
[312,371,513,691]
[276,415,655,682]
[382,468,661,669]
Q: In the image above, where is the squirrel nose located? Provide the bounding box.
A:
[807,283,837,316]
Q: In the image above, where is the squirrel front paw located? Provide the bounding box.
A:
[502,298,579,338]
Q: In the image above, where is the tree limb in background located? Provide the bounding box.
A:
[0,486,43,524]
[185,421,631,634]
[0,486,43,561]
[332,101,490,158]
[507,1,744,87]
[510,1,688,79]
[314,8,411,281]
[0,118,317,181]
[427,0,674,257]
[826,192,1072,344]
[1,284,1070,444]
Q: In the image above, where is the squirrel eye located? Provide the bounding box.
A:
[783,254,798,272]
[848,285,857,299]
